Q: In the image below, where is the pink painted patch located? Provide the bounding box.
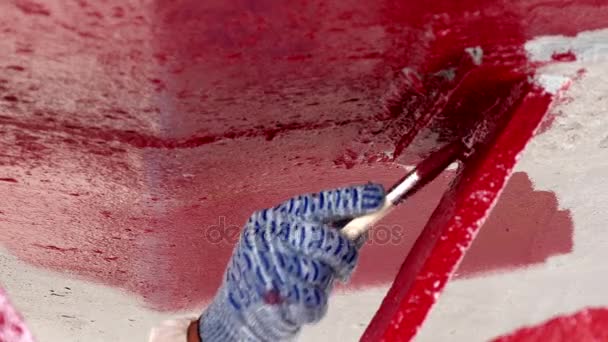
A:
[349,170,573,288]
[456,171,573,278]
[0,288,35,342]
[492,308,608,342]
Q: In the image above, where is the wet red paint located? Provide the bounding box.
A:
[551,51,577,62]
[349,170,573,289]
[362,88,554,341]
[0,0,606,323]
[492,307,608,342]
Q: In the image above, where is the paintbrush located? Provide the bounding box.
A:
[341,140,463,240]
[341,75,526,241]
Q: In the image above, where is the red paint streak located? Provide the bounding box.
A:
[32,244,78,253]
[537,112,558,135]
[13,0,51,16]
[551,51,577,62]
[6,65,26,72]
[492,308,608,342]
[0,178,18,183]
[0,114,361,149]
[537,69,584,135]
[362,89,554,341]
[2,95,19,103]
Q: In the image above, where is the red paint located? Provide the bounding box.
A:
[551,51,577,62]
[537,112,559,135]
[349,170,573,289]
[380,58,471,160]
[263,290,283,305]
[362,88,554,341]
[0,0,605,321]
[0,288,35,342]
[492,308,608,342]
[14,0,51,16]
[3,95,19,103]
[456,172,573,277]
[6,65,26,72]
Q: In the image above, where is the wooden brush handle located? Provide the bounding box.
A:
[342,169,420,239]
[341,141,463,240]
[342,199,393,240]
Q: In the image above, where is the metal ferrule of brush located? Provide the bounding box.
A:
[342,141,463,240]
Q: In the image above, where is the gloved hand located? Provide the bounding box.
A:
[198,183,386,341]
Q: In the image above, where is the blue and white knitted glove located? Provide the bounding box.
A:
[199,183,386,341]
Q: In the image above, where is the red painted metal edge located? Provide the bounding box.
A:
[361,87,553,341]
[492,307,608,342]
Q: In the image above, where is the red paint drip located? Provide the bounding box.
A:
[362,88,554,341]
[457,171,573,277]
[492,307,608,342]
